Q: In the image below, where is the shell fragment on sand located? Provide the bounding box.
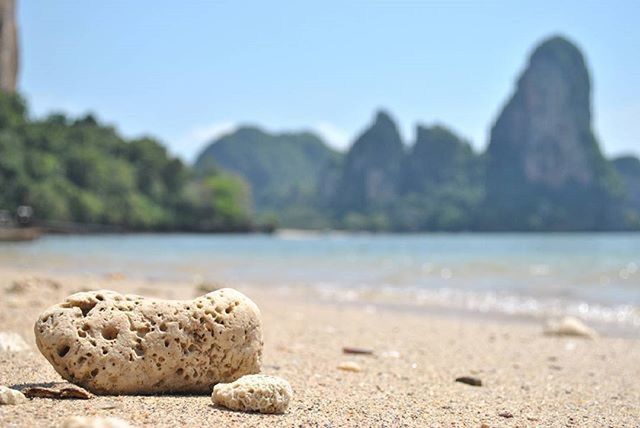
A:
[34,289,263,394]
[22,384,93,399]
[212,374,293,414]
[337,361,362,372]
[0,331,30,352]
[544,316,597,339]
[61,416,134,428]
[0,386,27,405]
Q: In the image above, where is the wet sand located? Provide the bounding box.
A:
[0,267,639,427]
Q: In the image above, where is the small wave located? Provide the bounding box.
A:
[312,283,640,333]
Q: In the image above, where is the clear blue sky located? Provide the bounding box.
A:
[19,1,640,161]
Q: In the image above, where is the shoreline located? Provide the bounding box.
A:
[1,262,637,339]
[1,267,639,426]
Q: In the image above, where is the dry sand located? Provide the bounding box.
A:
[0,267,639,427]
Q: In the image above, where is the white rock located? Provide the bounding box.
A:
[34,289,263,394]
[60,416,133,428]
[544,316,597,339]
[0,386,27,405]
[212,374,292,414]
[0,332,30,352]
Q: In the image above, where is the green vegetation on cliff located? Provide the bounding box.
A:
[0,93,252,231]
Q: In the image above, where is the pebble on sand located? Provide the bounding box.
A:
[60,416,134,428]
[544,316,597,339]
[337,361,362,372]
[212,374,293,414]
[342,346,374,355]
[455,376,482,387]
[0,386,27,405]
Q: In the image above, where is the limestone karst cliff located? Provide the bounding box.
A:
[0,0,17,92]
[191,35,637,231]
[484,35,619,230]
[334,110,405,214]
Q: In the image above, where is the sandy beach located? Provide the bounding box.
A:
[0,267,639,427]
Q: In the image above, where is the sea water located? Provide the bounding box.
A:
[1,232,639,334]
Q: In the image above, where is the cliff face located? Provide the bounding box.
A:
[334,110,405,214]
[613,156,640,227]
[0,0,17,92]
[485,36,618,230]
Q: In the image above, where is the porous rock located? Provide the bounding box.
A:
[212,374,292,414]
[60,416,133,428]
[544,316,597,339]
[34,289,263,394]
[0,386,27,405]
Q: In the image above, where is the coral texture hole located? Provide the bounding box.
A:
[57,344,71,358]
[102,324,119,340]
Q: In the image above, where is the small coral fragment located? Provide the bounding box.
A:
[212,374,292,414]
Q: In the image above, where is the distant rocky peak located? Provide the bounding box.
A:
[373,109,396,127]
[522,35,591,125]
[414,124,467,149]
[353,109,403,153]
[488,34,598,189]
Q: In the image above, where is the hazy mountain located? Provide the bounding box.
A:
[394,125,484,231]
[194,126,340,227]
[405,125,481,193]
[333,110,404,215]
[190,35,639,232]
[484,35,620,230]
